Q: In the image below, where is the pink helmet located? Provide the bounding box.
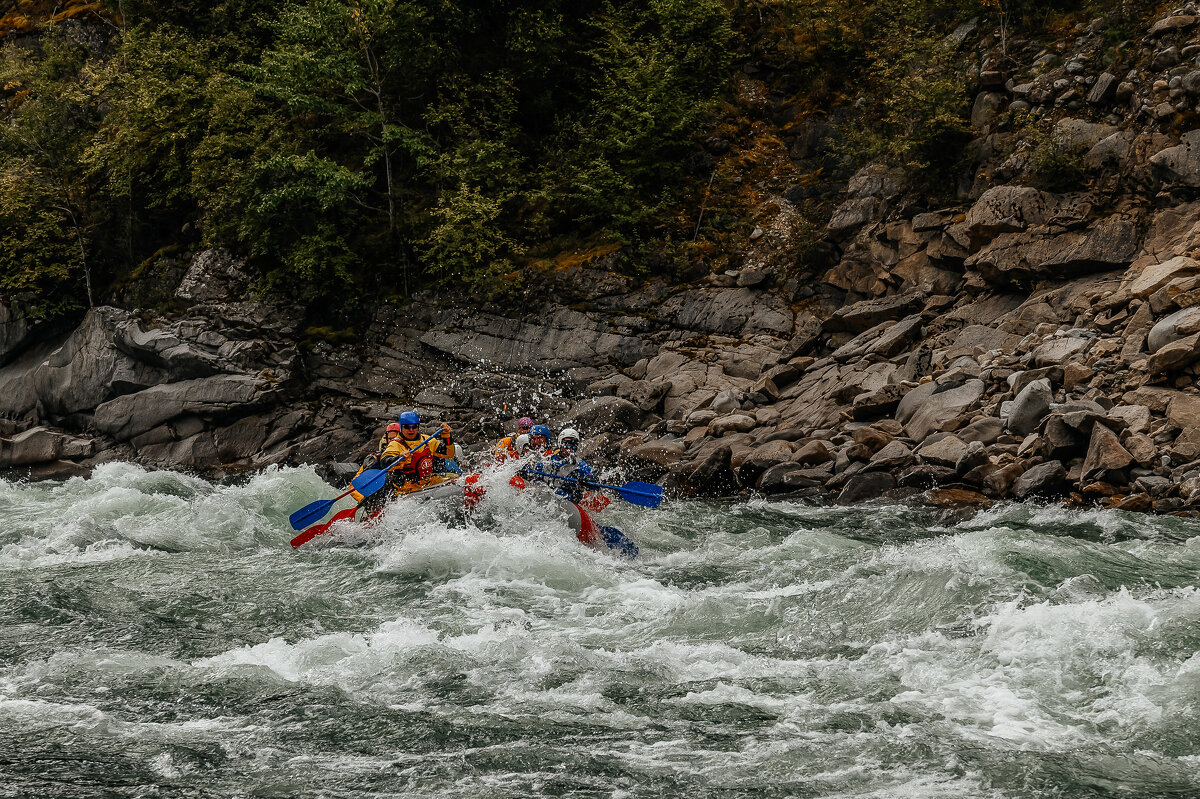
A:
[517,416,534,430]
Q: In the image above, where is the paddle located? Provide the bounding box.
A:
[287,429,445,530]
[527,468,663,509]
[290,507,357,548]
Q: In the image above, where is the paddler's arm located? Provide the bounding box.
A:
[432,423,456,459]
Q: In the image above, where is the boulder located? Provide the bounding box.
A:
[793,439,834,465]
[962,186,1052,250]
[709,414,757,437]
[915,435,967,467]
[1147,306,1200,353]
[93,375,276,441]
[687,445,739,496]
[1006,378,1053,436]
[1167,393,1200,429]
[1031,336,1090,367]
[1150,129,1200,187]
[956,440,989,475]
[1148,333,1200,372]
[895,379,986,442]
[1013,460,1068,499]
[957,417,1004,445]
[0,427,94,468]
[1126,255,1200,298]
[627,439,685,468]
[866,314,923,357]
[757,464,829,494]
[869,440,913,469]
[175,248,252,302]
[823,291,926,333]
[0,298,32,366]
[1081,423,1133,480]
[565,396,645,434]
[836,472,896,504]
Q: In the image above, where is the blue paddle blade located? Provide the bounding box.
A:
[600,525,639,557]
[289,498,337,530]
[614,481,663,508]
[351,467,388,496]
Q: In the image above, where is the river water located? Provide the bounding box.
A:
[2,462,1200,798]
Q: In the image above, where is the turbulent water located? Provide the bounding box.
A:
[3,463,1200,798]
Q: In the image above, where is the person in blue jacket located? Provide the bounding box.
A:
[543,427,593,502]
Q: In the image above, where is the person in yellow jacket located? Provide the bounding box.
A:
[491,416,533,461]
[351,412,455,510]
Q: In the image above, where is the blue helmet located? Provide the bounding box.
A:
[530,424,551,440]
[398,411,420,426]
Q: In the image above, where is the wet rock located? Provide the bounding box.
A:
[757,463,829,493]
[0,427,94,468]
[93,375,273,441]
[869,440,913,469]
[1013,460,1068,499]
[793,439,834,465]
[687,445,739,496]
[627,439,685,468]
[1081,423,1133,481]
[956,440,989,475]
[982,463,1025,497]
[836,472,896,504]
[925,488,992,508]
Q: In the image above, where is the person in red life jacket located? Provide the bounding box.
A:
[492,416,534,461]
[381,411,455,488]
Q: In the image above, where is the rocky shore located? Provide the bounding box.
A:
[9,7,1200,514]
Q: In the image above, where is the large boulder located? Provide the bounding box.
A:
[0,427,95,468]
[93,375,275,441]
[896,379,987,441]
[1126,255,1200,297]
[1150,129,1200,186]
[1006,378,1053,435]
[564,396,645,434]
[962,186,1053,250]
[0,298,32,366]
[1148,306,1200,353]
[0,307,168,419]
[823,291,925,333]
[175,248,253,302]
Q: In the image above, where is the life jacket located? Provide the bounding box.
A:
[491,435,517,460]
[382,435,456,484]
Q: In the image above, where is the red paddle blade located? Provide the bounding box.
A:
[290,507,357,548]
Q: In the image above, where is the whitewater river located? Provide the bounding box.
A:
[2,463,1200,797]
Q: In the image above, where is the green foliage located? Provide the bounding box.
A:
[0,29,103,319]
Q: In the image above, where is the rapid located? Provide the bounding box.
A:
[3,463,1200,798]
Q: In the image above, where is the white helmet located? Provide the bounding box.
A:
[515,433,530,452]
[558,427,580,449]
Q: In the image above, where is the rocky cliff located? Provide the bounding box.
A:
[10,6,1200,514]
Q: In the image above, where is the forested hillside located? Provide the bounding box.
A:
[0,0,1159,323]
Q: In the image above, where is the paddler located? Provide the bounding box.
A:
[382,411,456,489]
[544,428,594,502]
[492,416,534,460]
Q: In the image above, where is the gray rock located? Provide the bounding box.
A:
[565,396,645,434]
[962,186,1052,250]
[869,440,913,469]
[0,298,32,366]
[866,314,923,357]
[757,464,829,494]
[1086,72,1117,104]
[836,472,896,504]
[1013,460,1068,499]
[688,445,738,496]
[1032,336,1091,367]
[1150,129,1200,187]
[958,417,1004,445]
[1007,378,1053,435]
[956,440,989,475]
[711,389,743,414]
[824,291,926,333]
[0,427,94,468]
[709,414,757,436]
[916,435,967,467]
[93,375,273,441]
[1148,306,1200,353]
[175,248,252,302]
[896,379,986,442]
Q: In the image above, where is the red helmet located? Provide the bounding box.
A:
[386,422,401,433]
